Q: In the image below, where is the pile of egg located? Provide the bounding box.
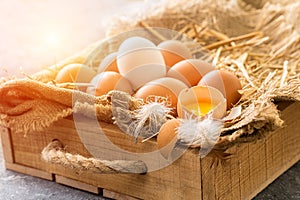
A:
[55,36,242,117]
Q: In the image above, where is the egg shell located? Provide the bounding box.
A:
[117,37,166,90]
[55,63,96,84]
[198,70,242,109]
[157,118,181,159]
[86,71,133,96]
[177,85,227,119]
[158,40,192,67]
[134,77,188,112]
[97,52,119,73]
[167,59,215,87]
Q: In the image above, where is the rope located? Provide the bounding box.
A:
[41,140,147,174]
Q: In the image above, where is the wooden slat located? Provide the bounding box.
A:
[179,151,202,199]
[103,189,141,200]
[281,102,300,169]
[214,153,233,199]
[237,143,251,200]
[248,139,267,198]
[5,162,53,180]
[228,146,241,200]
[55,175,100,194]
[0,126,14,163]
[201,156,217,200]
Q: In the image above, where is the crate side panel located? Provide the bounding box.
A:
[9,117,202,199]
[249,102,300,199]
[0,126,14,163]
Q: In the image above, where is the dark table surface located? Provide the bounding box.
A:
[0,136,299,200]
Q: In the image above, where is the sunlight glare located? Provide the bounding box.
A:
[45,32,60,48]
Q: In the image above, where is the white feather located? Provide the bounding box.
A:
[133,101,172,138]
[177,114,223,157]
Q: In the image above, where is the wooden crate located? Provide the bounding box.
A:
[1,101,299,200]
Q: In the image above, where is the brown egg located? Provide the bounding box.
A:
[97,52,119,73]
[157,118,181,158]
[134,77,188,112]
[86,71,133,96]
[158,40,192,67]
[167,59,215,87]
[198,70,242,109]
[55,63,96,83]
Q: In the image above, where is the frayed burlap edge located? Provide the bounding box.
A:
[0,78,142,134]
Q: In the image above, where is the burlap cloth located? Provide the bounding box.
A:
[0,0,299,151]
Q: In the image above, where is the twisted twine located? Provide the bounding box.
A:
[41,140,147,174]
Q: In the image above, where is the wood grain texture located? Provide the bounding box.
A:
[5,162,53,180]
[55,175,100,194]
[0,127,14,163]
[103,189,141,200]
[249,101,300,200]
[2,101,299,199]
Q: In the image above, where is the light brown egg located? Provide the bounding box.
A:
[198,70,242,109]
[157,118,181,159]
[86,71,133,96]
[167,59,215,87]
[55,63,96,84]
[97,52,119,73]
[134,77,188,112]
[158,40,192,67]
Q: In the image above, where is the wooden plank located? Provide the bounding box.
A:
[179,151,202,199]
[237,143,251,200]
[55,175,101,194]
[103,189,141,200]
[228,146,241,200]
[5,162,53,180]
[281,102,300,169]
[201,156,217,200]
[0,126,14,163]
[248,102,300,199]
[214,153,233,200]
[248,139,267,198]
[265,124,283,181]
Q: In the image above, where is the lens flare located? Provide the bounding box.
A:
[45,32,59,48]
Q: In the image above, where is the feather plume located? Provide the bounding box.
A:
[177,114,223,157]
